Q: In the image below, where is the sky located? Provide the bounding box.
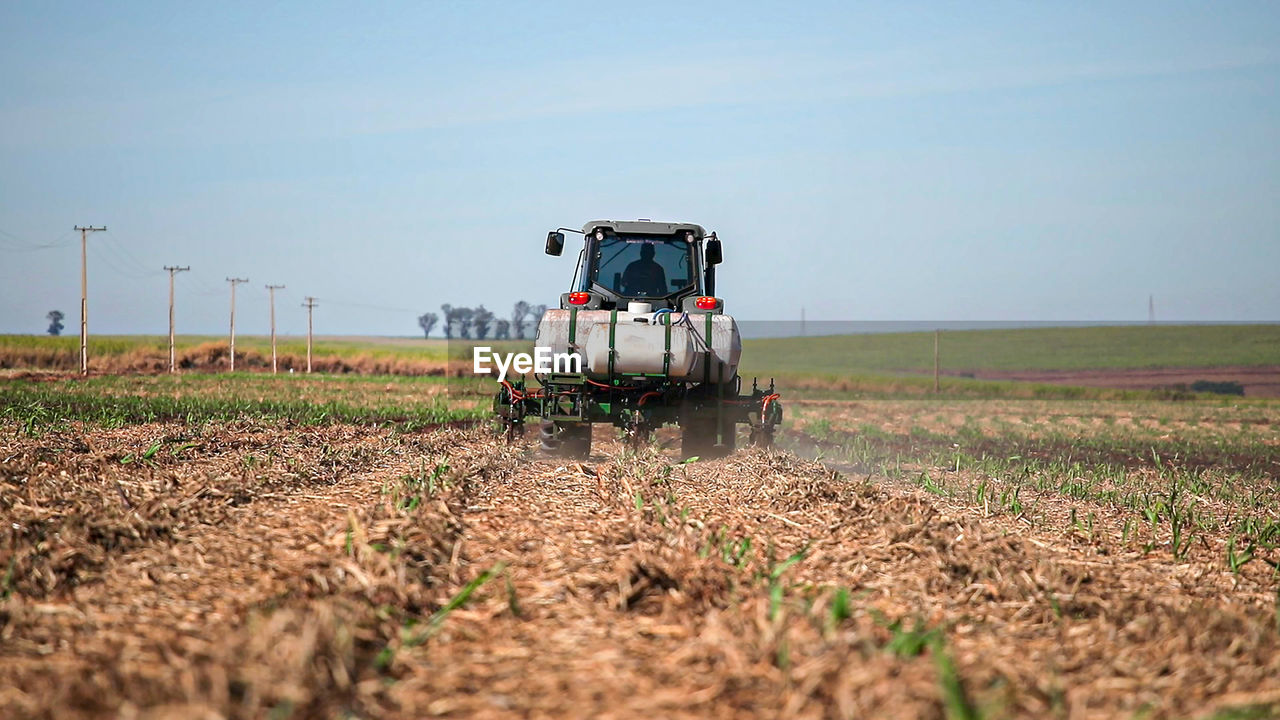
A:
[1,1,1278,337]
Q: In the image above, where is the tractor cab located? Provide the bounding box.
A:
[545,220,723,311]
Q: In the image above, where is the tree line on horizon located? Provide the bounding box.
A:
[39,304,547,341]
[416,301,548,340]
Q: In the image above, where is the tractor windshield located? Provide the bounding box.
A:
[591,234,695,299]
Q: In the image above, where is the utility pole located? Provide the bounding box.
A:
[226,277,248,371]
[74,225,106,375]
[265,284,285,374]
[302,296,317,374]
[934,329,941,394]
[1148,294,1155,325]
[163,266,190,374]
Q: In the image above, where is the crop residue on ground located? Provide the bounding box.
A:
[3,400,1279,718]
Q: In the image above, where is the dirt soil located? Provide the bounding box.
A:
[956,366,1280,397]
[3,423,1279,719]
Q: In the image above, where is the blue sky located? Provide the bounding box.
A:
[2,1,1277,336]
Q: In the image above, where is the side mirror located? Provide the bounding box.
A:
[704,237,723,265]
[545,231,565,256]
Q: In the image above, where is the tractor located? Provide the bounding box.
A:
[493,220,781,459]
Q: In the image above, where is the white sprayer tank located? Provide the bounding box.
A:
[535,309,741,384]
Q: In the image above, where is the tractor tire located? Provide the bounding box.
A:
[681,411,736,460]
[539,420,592,459]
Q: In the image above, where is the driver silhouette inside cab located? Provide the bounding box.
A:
[621,243,668,297]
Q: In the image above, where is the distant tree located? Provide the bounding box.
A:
[440,304,454,339]
[529,304,549,329]
[46,310,64,336]
[494,319,511,340]
[455,307,474,339]
[417,312,439,339]
[511,301,530,340]
[472,305,494,340]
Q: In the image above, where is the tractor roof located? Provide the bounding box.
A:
[581,220,708,238]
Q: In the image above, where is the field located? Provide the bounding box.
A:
[744,324,1280,374]
[2,330,1280,719]
[739,324,1280,397]
[5,324,1279,395]
[0,335,454,375]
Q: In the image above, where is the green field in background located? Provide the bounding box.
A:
[739,324,1280,377]
[0,333,452,361]
[3,323,1277,377]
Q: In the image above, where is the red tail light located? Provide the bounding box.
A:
[568,292,591,306]
[695,296,718,310]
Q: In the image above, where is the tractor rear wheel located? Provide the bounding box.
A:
[539,420,592,459]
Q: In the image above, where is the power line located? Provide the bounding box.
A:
[81,230,163,279]
[86,240,158,280]
[92,230,232,298]
[99,231,156,276]
[94,231,223,298]
[186,269,224,296]
[0,227,76,252]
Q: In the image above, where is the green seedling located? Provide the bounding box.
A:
[825,587,853,634]
[120,441,162,465]
[1228,535,1256,575]
[407,563,506,645]
[767,547,807,620]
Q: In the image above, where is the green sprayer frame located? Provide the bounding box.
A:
[493,370,783,450]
